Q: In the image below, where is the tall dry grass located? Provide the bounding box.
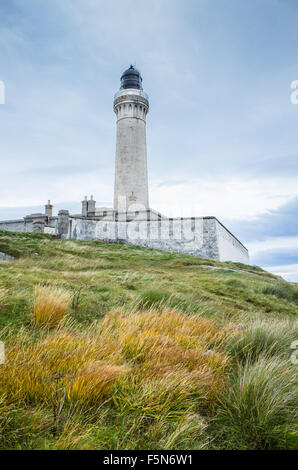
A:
[0,309,231,411]
[33,285,71,327]
[70,361,130,405]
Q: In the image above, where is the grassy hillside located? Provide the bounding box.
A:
[0,230,297,450]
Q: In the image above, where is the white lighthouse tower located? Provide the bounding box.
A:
[113,65,149,213]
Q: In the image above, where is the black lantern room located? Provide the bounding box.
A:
[120,65,143,90]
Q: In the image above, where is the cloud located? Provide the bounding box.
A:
[221,197,298,243]
[247,240,298,268]
[149,176,298,220]
[219,198,298,277]
[0,167,114,209]
[247,236,298,254]
[0,202,81,221]
[265,264,298,283]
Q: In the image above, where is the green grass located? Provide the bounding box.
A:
[226,319,298,363]
[214,356,297,449]
[0,230,297,450]
[263,283,298,303]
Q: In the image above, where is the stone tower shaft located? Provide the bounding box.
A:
[113,66,149,213]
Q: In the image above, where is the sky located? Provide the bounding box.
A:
[0,0,298,281]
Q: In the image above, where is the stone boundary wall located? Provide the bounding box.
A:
[0,219,27,232]
[71,216,205,256]
[70,216,249,263]
[0,217,57,234]
[0,214,249,263]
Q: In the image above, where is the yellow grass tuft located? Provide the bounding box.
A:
[33,285,71,327]
[0,308,231,410]
[0,328,126,404]
[70,361,130,404]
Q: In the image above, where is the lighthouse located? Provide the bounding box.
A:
[113,65,149,213]
[0,64,250,264]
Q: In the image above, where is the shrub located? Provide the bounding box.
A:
[33,285,71,327]
[215,356,297,449]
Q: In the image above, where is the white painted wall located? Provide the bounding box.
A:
[216,220,249,264]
